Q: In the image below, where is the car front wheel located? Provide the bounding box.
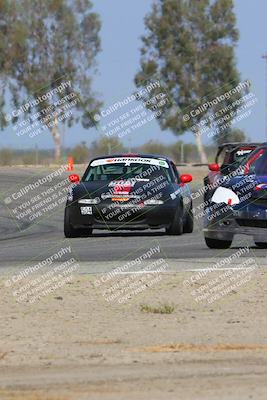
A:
[166,207,183,235]
[183,205,194,233]
[64,207,93,238]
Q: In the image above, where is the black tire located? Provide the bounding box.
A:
[183,206,194,233]
[166,207,183,235]
[64,207,93,238]
[204,236,232,249]
[255,242,267,249]
[64,218,78,238]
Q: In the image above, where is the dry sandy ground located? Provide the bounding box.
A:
[0,267,267,400]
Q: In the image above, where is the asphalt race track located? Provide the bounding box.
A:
[0,166,266,269]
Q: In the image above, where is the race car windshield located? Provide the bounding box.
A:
[83,162,172,182]
[232,148,254,163]
[245,148,267,175]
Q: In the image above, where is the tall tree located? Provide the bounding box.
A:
[0,0,101,160]
[214,128,247,145]
[135,0,241,163]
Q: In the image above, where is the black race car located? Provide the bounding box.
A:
[64,154,193,237]
[204,143,267,248]
[203,142,260,202]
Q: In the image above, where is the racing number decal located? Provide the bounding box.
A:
[113,182,133,195]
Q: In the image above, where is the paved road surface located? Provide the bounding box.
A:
[0,167,265,268]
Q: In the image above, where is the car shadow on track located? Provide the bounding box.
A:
[81,230,166,238]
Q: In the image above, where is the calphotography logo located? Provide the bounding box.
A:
[7,80,81,140]
[4,244,79,304]
[93,243,168,305]
[183,247,259,305]
[92,79,171,140]
[3,164,71,227]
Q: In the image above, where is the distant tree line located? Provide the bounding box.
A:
[0,126,247,166]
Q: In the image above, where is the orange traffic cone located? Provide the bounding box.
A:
[67,156,74,171]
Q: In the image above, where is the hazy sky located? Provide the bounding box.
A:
[1,0,266,149]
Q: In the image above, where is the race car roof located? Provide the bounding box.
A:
[218,142,261,151]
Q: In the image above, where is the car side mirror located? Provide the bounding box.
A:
[180,174,193,184]
[69,174,80,183]
[208,163,220,172]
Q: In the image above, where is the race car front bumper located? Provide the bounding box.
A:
[66,201,177,231]
[204,201,267,242]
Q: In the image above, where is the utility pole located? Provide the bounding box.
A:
[35,144,39,166]
[107,141,111,155]
[128,137,132,153]
[180,142,184,163]
[262,53,267,140]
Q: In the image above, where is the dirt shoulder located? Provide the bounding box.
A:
[0,269,267,399]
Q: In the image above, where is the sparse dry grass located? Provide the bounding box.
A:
[140,303,175,314]
[132,343,267,353]
[0,391,69,400]
[0,352,8,360]
[73,339,121,345]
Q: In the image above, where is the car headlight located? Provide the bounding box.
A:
[211,187,240,206]
[144,199,164,205]
[78,198,100,205]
